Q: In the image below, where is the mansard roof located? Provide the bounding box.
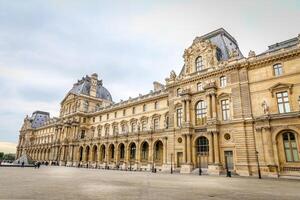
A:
[30,111,50,128]
[69,74,113,102]
[260,37,299,55]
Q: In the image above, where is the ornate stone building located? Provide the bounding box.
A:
[16,28,300,177]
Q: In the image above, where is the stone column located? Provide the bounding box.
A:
[186,100,191,123]
[206,94,211,119]
[115,144,119,165]
[183,100,187,122]
[213,132,220,164]
[186,134,191,164]
[163,137,168,164]
[183,135,187,163]
[208,132,214,164]
[211,93,217,119]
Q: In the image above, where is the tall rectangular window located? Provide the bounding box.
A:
[273,63,283,76]
[142,121,147,131]
[221,99,230,121]
[197,82,203,91]
[153,119,159,130]
[277,91,290,113]
[220,76,227,87]
[177,108,182,127]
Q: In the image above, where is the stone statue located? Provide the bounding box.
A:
[170,70,177,81]
[248,50,256,57]
[261,100,269,115]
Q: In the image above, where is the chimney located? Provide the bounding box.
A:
[90,73,98,97]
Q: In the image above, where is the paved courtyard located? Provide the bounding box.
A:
[0,167,300,200]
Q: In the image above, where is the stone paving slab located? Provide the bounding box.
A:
[0,166,299,200]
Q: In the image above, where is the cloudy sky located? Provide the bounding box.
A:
[0,0,299,153]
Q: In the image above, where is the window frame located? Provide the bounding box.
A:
[220,76,227,88]
[195,56,204,72]
[221,99,230,121]
[195,100,207,125]
[276,91,291,113]
[273,63,283,76]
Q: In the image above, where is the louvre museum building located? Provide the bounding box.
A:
[16,28,300,177]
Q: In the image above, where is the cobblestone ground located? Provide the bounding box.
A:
[0,167,300,200]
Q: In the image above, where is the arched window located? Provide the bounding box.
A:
[196,56,204,71]
[283,132,299,162]
[141,142,149,160]
[195,101,207,125]
[220,76,227,87]
[119,144,125,159]
[273,63,283,76]
[130,143,136,159]
[196,136,209,155]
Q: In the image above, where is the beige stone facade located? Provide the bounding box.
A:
[16,28,300,177]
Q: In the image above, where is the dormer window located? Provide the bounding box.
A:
[197,82,203,91]
[220,76,227,88]
[196,56,204,72]
[273,63,283,76]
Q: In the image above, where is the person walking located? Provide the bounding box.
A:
[21,161,24,168]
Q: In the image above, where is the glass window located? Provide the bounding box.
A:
[197,82,203,91]
[153,118,159,130]
[106,113,109,120]
[131,123,136,133]
[141,143,148,160]
[283,132,299,162]
[130,144,136,159]
[132,107,135,114]
[120,144,125,159]
[277,91,290,113]
[143,104,146,112]
[196,136,209,155]
[196,56,204,71]
[220,76,227,87]
[177,108,182,127]
[154,101,158,110]
[80,130,85,139]
[221,99,230,121]
[113,126,118,135]
[142,121,147,131]
[273,63,283,76]
[196,101,207,125]
[114,112,117,118]
[105,127,109,135]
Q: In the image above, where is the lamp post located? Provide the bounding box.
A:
[198,154,202,176]
[256,151,262,179]
[170,153,173,174]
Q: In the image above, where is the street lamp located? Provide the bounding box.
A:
[170,153,173,174]
[198,154,202,176]
[256,151,262,179]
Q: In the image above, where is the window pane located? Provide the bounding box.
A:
[278,104,284,113]
[285,103,290,112]
[285,149,292,162]
[293,149,299,161]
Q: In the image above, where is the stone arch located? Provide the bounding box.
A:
[128,142,137,161]
[153,140,163,165]
[108,144,115,162]
[140,141,149,163]
[91,145,98,162]
[117,143,125,161]
[78,146,84,162]
[85,145,90,162]
[273,128,300,171]
[99,144,106,162]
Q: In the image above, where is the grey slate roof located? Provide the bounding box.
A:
[30,111,50,128]
[193,28,244,61]
[260,37,299,55]
[69,75,113,101]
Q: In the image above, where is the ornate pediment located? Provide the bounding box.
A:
[183,40,218,75]
[217,92,231,100]
[269,82,293,97]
